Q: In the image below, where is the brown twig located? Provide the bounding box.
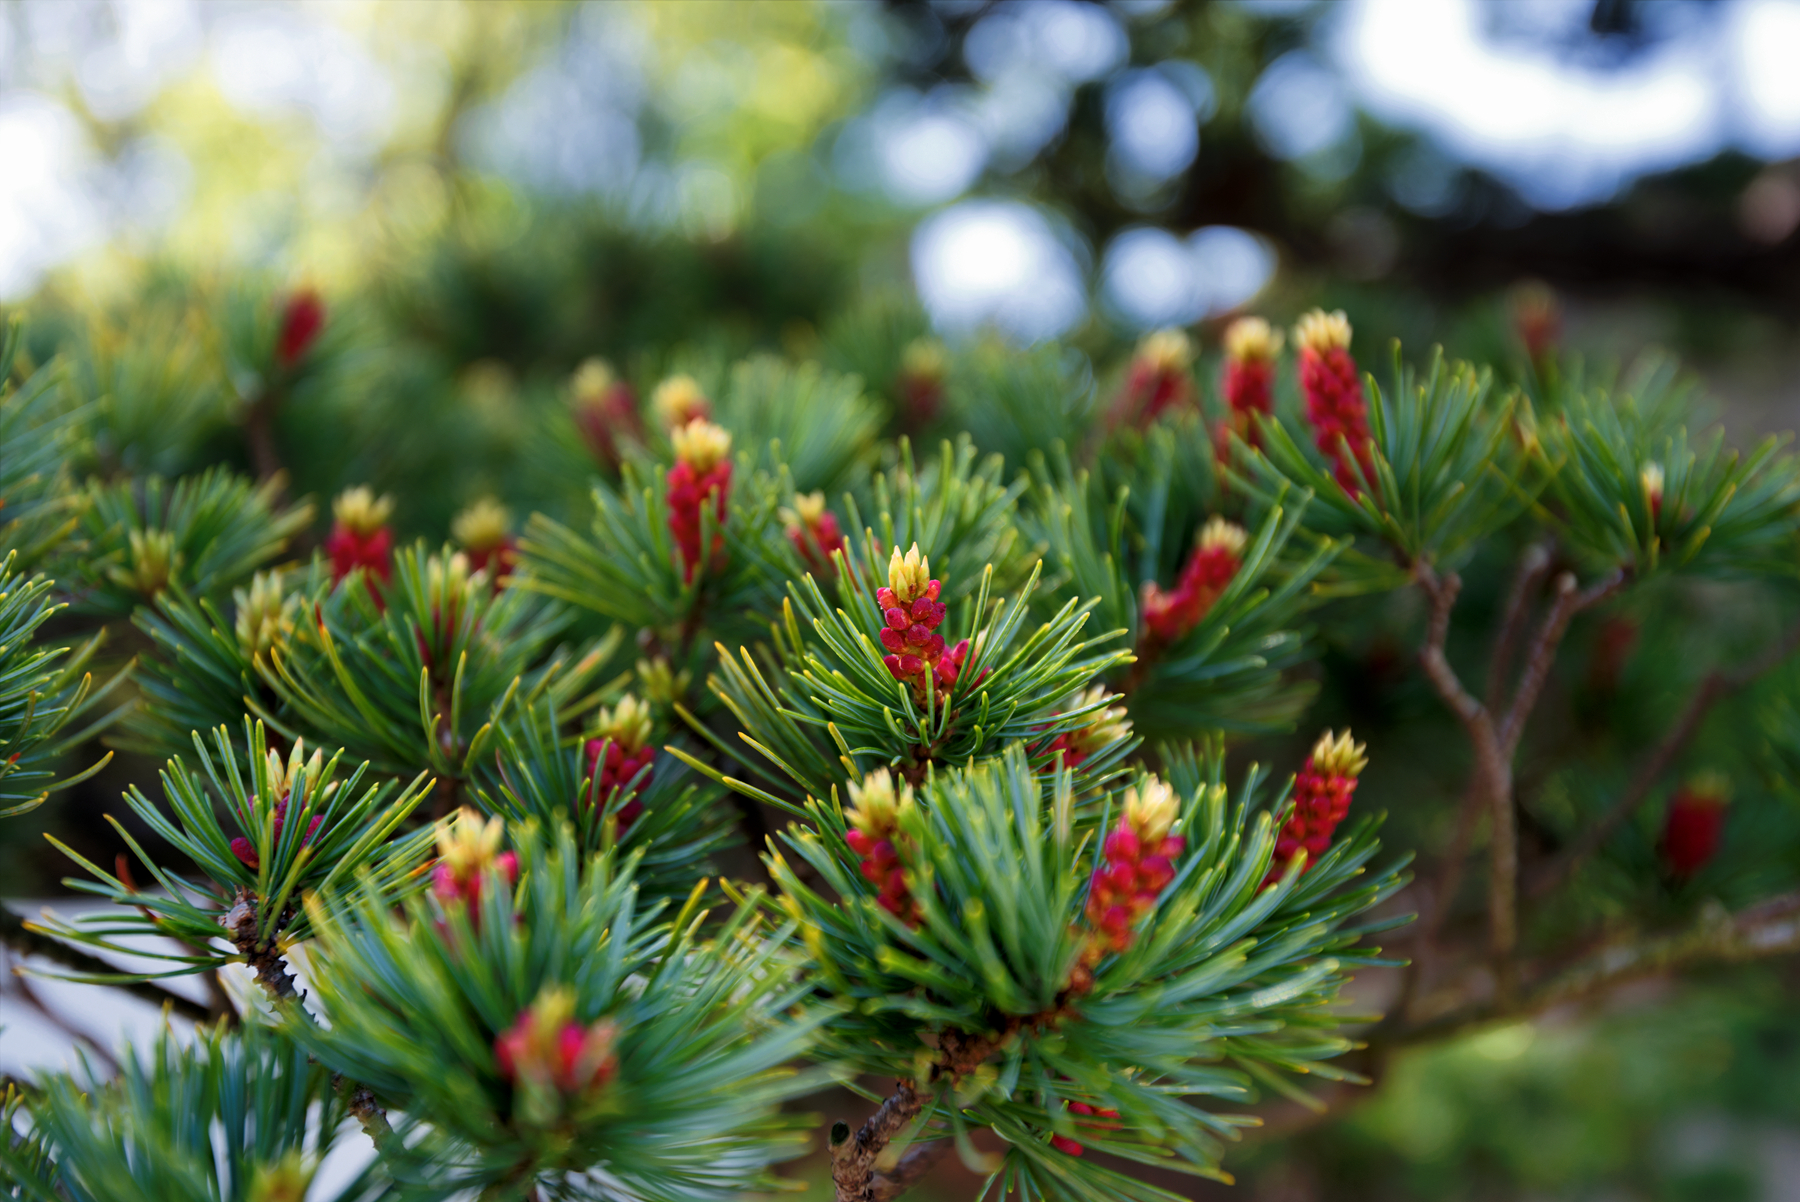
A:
[335,1073,400,1156]
[1484,542,1554,713]
[1413,560,1625,1000]
[1529,616,1800,899]
[243,387,288,497]
[4,951,121,1075]
[224,888,299,1000]
[1413,564,1517,990]
[1391,889,1800,1047]
[1498,568,1626,756]
[873,1139,955,1201]
[831,1028,1004,1202]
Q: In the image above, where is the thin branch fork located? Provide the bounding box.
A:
[1411,558,1623,998]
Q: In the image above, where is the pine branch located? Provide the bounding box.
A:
[335,1074,399,1157]
[0,906,210,1024]
[1497,567,1625,756]
[225,888,298,1000]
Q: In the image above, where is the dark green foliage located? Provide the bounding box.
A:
[255,545,612,783]
[0,317,82,570]
[71,468,312,617]
[472,692,738,906]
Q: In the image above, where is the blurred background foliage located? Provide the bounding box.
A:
[6,0,1800,1198]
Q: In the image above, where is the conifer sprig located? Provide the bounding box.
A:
[773,746,1408,1198]
[289,818,828,1196]
[0,554,129,816]
[31,721,432,984]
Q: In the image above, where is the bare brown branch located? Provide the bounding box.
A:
[1499,568,1625,756]
[832,1029,1003,1202]
[1484,542,1553,713]
[1393,889,1800,1047]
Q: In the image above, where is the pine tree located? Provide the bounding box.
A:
[3,279,1798,1202]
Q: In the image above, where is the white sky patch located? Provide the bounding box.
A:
[912,200,1087,341]
[0,92,104,298]
[1332,0,1731,208]
[1101,224,1277,330]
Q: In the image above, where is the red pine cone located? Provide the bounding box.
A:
[584,740,654,831]
[494,992,618,1096]
[275,289,325,369]
[784,493,845,575]
[570,360,643,469]
[229,798,322,870]
[1266,730,1366,886]
[1139,517,1246,647]
[1661,775,1729,879]
[1511,281,1560,368]
[878,544,975,701]
[1083,780,1184,959]
[1217,316,1283,455]
[582,695,656,832]
[325,524,391,585]
[843,770,918,922]
[896,338,948,427]
[1294,310,1373,495]
[667,420,732,583]
[1051,1099,1123,1156]
[1112,329,1194,427]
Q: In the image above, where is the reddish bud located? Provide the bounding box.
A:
[276,289,325,369]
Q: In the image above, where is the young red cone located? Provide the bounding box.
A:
[782,491,845,576]
[569,358,642,469]
[1219,316,1283,453]
[651,374,712,431]
[1641,462,1665,526]
[1041,686,1131,771]
[1266,730,1367,886]
[1050,1097,1123,1156]
[1294,309,1373,495]
[583,694,655,831]
[275,288,325,369]
[324,486,394,588]
[431,807,520,911]
[1112,328,1195,427]
[1511,280,1561,370]
[1661,772,1730,879]
[896,337,948,427]
[1082,777,1187,960]
[877,543,971,702]
[666,419,732,582]
[230,741,332,870]
[842,769,919,923]
[494,986,619,1097]
[452,498,516,588]
[1139,516,1247,647]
